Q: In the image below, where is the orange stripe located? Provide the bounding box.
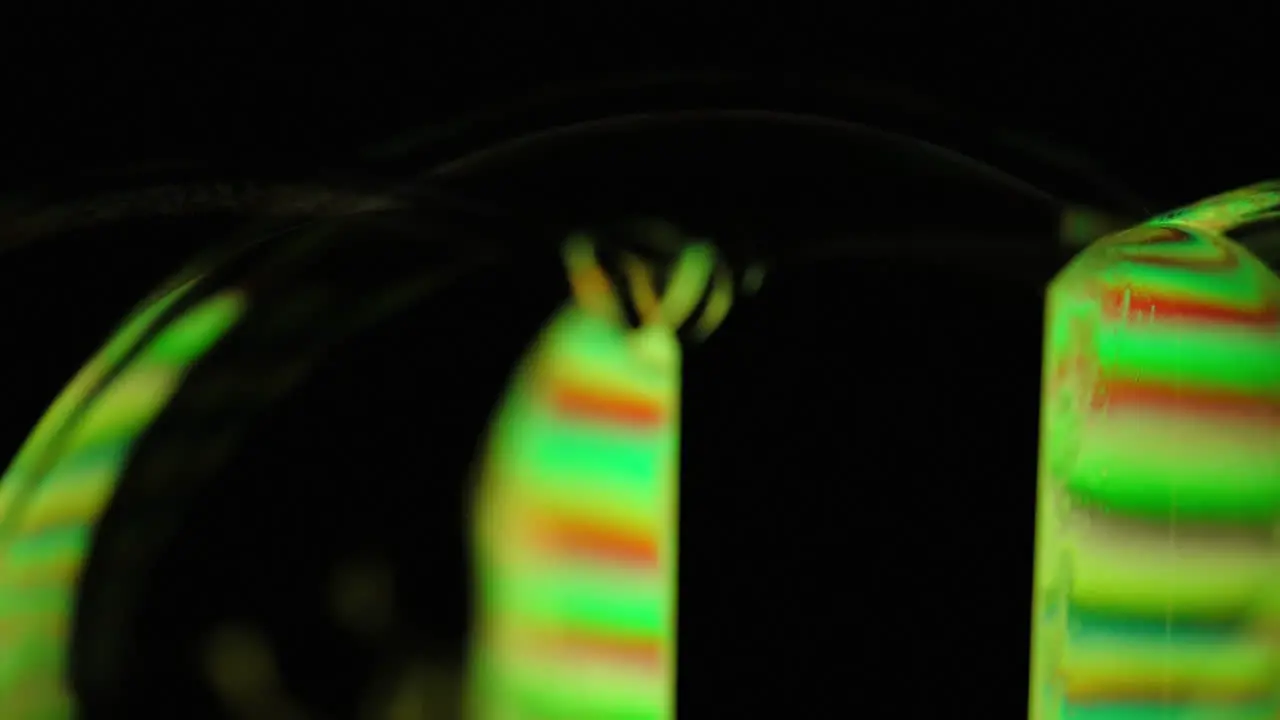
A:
[526,627,663,670]
[1100,286,1279,328]
[549,383,666,429]
[1092,378,1280,423]
[1065,677,1268,704]
[531,511,659,567]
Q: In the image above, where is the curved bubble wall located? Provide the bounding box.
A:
[0,283,247,718]
[1032,182,1280,720]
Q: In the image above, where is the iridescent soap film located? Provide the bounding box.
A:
[0,224,732,719]
[467,235,729,719]
[0,285,246,718]
[1032,182,1280,720]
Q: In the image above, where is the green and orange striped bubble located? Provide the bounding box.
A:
[1032,181,1280,720]
[0,283,246,719]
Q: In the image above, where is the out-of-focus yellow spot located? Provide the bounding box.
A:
[741,264,766,295]
[329,556,397,640]
[362,660,458,720]
[203,623,280,706]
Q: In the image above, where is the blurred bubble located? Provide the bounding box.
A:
[329,555,398,641]
[361,659,459,720]
[203,623,281,707]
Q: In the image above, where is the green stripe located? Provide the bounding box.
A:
[4,524,90,571]
[1068,455,1280,522]
[488,569,666,636]
[1096,326,1280,395]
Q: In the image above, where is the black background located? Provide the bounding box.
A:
[0,16,1274,718]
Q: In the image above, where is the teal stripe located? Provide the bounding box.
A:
[40,441,130,481]
[1067,607,1245,644]
[1063,702,1277,720]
